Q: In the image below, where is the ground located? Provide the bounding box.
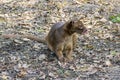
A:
[0,0,120,80]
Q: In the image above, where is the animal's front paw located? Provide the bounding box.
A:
[58,57,66,62]
[66,55,73,62]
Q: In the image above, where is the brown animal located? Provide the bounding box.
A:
[2,19,87,62]
[46,20,87,61]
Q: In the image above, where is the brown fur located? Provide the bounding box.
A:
[2,19,87,62]
[46,20,87,61]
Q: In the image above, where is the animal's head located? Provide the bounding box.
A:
[66,20,87,35]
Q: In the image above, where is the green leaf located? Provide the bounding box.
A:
[37,28,45,32]
[110,50,117,56]
[57,69,64,74]
[116,17,120,21]
[109,14,120,23]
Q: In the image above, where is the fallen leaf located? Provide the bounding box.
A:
[17,68,27,78]
[105,60,112,67]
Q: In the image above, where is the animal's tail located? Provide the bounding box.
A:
[1,34,46,44]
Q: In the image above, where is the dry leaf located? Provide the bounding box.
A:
[105,60,112,67]
[17,68,27,78]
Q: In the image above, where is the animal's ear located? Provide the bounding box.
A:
[69,20,74,25]
[67,20,74,29]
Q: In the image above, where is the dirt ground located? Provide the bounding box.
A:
[0,0,120,80]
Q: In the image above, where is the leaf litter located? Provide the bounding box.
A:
[0,0,120,80]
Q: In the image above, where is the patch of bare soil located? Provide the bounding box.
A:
[0,0,120,80]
